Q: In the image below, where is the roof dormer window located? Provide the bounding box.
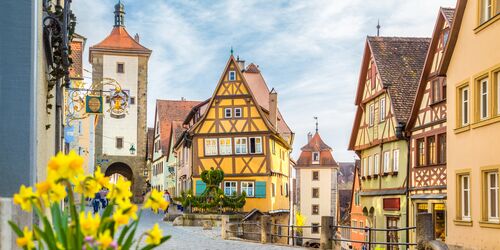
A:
[312,152,320,164]
[229,70,236,81]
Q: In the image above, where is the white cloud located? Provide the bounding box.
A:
[73,0,456,162]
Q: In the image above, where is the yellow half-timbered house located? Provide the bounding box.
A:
[181,55,294,214]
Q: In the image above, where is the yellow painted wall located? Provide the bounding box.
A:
[446,1,500,248]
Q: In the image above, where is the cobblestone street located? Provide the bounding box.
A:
[137,209,302,250]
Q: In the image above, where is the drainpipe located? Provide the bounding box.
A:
[395,122,410,248]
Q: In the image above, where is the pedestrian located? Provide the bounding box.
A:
[92,192,101,214]
[163,190,171,214]
[99,188,108,209]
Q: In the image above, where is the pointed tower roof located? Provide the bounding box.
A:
[296,132,337,167]
[89,1,151,60]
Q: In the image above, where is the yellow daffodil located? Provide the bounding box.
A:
[16,226,35,250]
[80,211,100,236]
[36,180,52,206]
[73,175,100,198]
[109,177,132,202]
[116,198,138,221]
[94,166,110,189]
[13,185,37,212]
[145,223,162,245]
[143,189,168,213]
[47,151,84,180]
[49,183,67,203]
[97,230,113,250]
[113,209,130,228]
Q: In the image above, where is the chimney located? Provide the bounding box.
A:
[236,56,245,72]
[269,88,278,129]
[307,132,312,142]
[134,33,140,43]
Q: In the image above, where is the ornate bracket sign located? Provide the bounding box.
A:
[85,95,103,114]
[65,78,129,124]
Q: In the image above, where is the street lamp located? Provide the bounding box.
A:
[129,144,136,155]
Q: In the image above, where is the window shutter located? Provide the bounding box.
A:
[255,181,266,198]
[195,180,206,196]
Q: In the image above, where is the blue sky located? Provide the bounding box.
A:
[74,0,456,161]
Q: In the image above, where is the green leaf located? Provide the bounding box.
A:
[117,223,132,245]
[33,224,55,250]
[8,221,23,237]
[51,203,68,248]
[140,236,171,250]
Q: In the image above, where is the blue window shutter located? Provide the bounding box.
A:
[195,180,206,196]
[255,181,266,198]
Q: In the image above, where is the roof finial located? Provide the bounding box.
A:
[114,0,125,27]
[376,19,381,37]
[230,46,234,56]
[314,116,318,133]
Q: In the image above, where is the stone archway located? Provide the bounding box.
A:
[105,162,134,181]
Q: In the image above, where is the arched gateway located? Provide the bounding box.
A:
[105,162,133,182]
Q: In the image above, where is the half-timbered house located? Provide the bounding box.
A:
[406,7,455,243]
[349,36,430,248]
[177,55,294,218]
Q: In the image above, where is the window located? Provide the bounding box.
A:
[374,154,380,175]
[417,138,425,166]
[497,72,500,115]
[234,108,242,118]
[487,172,499,222]
[369,103,375,126]
[311,223,320,234]
[427,137,436,165]
[229,70,236,81]
[363,157,368,177]
[480,0,493,24]
[380,98,386,122]
[355,191,360,206]
[272,183,276,197]
[368,156,373,176]
[224,181,237,196]
[461,86,470,126]
[241,182,254,197]
[249,137,262,154]
[219,138,232,155]
[204,138,218,156]
[432,79,441,103]
[235,138,247,154]
[438,134,446,164]
[312,152,320,164]
[285,183,289,197]
[312,188,319,198]
[117,62,124,73]
[312,171,319,181]
[116,137,123,149]
[130,97,135,105]
[224,108,232,118]
[480,78,489,120]
[383,151,390,173]
[393,150,399,172]
[312,205,319,215]
[460,175,471,221]
[272,140,276,154]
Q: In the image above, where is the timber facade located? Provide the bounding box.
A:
[406,7,455,243]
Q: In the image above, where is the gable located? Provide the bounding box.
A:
[193,57,273,134]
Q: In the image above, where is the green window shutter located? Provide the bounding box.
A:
[255,181,266,198]
[195,180,206,196]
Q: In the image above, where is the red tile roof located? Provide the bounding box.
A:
[243,65,292,136]
[368,36,430,123]
[441,7,455,25]
[155,100,201,160]
[69,33,86,80]
[296,132,337,166]
[90,26,151,54]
